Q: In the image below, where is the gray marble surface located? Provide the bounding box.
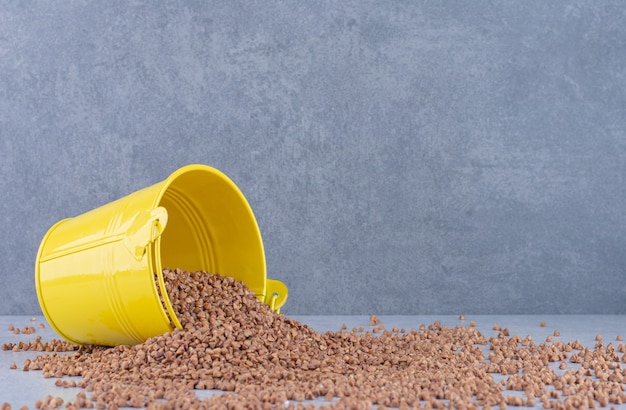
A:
[1,315,626,408]
[2,1,626,317]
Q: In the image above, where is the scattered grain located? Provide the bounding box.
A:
[5,268,626,409]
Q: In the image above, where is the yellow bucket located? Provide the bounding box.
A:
[35,164,288,346]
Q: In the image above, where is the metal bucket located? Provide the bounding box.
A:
[35,164,288,346]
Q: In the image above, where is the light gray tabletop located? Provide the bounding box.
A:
[1,315,625,408]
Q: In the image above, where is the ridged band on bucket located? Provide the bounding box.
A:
[35,164,288,346]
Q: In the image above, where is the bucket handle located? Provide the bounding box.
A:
[123,207,168,260]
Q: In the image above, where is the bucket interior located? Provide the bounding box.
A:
[155,167,267,300]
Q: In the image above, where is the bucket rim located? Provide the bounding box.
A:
[150,164,268,326]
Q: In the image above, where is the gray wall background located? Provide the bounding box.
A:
[1,1,625,316]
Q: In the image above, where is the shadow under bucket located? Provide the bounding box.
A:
[35,164,288,346]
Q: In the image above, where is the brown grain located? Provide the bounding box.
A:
[5,268,626,409]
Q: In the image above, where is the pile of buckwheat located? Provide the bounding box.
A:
[3,268,626,409]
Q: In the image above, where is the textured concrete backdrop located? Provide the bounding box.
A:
[1,1,625,315]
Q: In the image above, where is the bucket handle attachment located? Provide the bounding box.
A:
[123,207,168,261]
[265,278,288,313]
